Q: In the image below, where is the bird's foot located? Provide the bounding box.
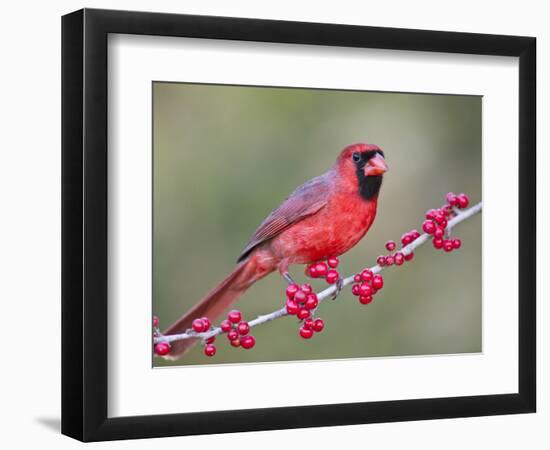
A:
[283,272,296,286]
[331,278,344,300]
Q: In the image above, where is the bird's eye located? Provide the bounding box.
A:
[352,152,361,163]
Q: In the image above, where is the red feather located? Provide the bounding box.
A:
[237,174,330,261]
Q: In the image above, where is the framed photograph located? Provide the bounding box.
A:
[62,8,536,441]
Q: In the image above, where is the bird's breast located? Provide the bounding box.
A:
[270,193,378,264]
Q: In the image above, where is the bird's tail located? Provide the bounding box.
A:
[159,257,266,359]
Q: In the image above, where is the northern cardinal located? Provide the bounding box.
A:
[161,143,388,358]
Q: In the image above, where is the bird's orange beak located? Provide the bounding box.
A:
[364,153,388,177]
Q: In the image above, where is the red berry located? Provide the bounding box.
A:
[294,289,307,304]
[377,256,386,266]
[237,321,250,335]
[359,295,373,305]
[286,299,299,315]
[325,269,339,284]
[206,336,216,344]
[433,238,444,249]
[385,240,396,251]
[434,227,444,239]
[422,220,436,234]
[426,209,437,220]
[303,318,315,330]
[360,283,373,296]
[313,319,325,332]
[304,293,318,310]
[371,288,378,296]
[404,252,414,261]
[401,233,413,245]
[204,344,216,357]
[201,317,211,330]
[385,255,394,266]
[438,217,448,228]
[241,335,256,349]
[457,193,470,208]
[410,230,421,240]
[351,284,361,296]
[394,252,404,266]
[354,274,361,283]
[220,319,232,332]
[227,329,239,341]
[297,308,311,320]
[315,262,328,277]
[301,283,313,294]
[372,274,384,290]
[452,238,462,249]
[230,338,241,347]
[153,316,159,327]
[446,192,458,205]
[154,342,171,356]
[443,240,454,252]
[327,256,339,268]
[307,265,318,278]
[286,284,299,299]
[299,327,314,339]
[192,318,206,333]
[360,269,373,282]
[228,309,242,323]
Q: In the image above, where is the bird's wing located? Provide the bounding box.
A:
[237,174,330,262]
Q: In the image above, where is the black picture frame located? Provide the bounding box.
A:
[62,8,536,442]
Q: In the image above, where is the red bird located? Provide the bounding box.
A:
[162,143,388,358]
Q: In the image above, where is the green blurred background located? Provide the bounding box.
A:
[153,82,482,367]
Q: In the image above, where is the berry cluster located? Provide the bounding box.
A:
[376,233,418,267]
[288,256,343,340]
[285,282,325,339]
[219,309,256,352]
[421,192,468,252]
[305,256,340,284]
[350,269,384,305]
[152,309,256,358]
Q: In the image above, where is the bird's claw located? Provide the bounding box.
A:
[331,278,344,300]
[283,272,296,286]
